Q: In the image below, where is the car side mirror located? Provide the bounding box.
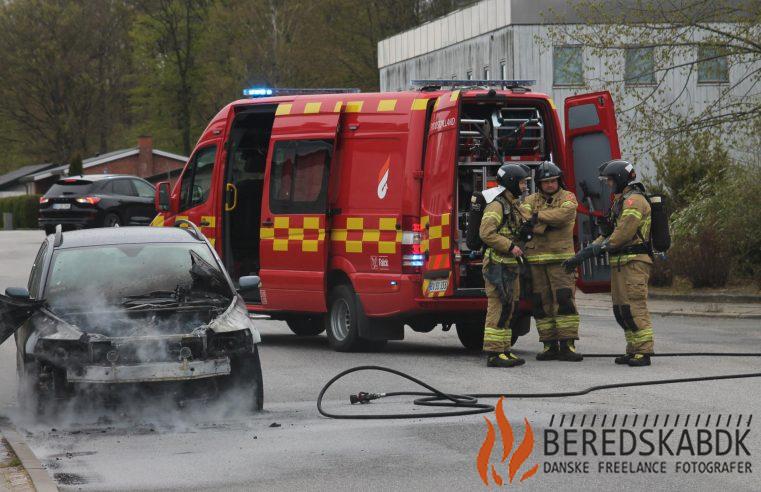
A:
[238,276,261,292]
[5,287,30,300]
[155,181,171,212]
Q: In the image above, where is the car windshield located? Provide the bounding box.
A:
[44,243,231,311]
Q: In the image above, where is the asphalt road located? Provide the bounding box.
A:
[1,231,760,491]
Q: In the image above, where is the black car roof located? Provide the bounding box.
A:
[55,174,148,183]
[51,226,204,249]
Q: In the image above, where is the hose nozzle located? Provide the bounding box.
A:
[349,392,383,404]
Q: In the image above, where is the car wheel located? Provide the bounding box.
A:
[286,316,326,336]
[325,284,386,352]
[224,346,264,412]
[455,319,485,351]
[102,213,121,227]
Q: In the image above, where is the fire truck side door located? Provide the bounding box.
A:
[420,91,460,298]
[258,102,340,312]
[564,91,621,292]
[174,141,223,247]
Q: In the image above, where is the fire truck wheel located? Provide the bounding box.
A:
[326,284,385,352]
[455,320,485,351]
[286,316,326,336]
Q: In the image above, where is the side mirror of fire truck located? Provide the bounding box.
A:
[237,275,261,293]
[155,181,172,213]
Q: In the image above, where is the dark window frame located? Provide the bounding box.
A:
[180,144,218,211]
[553,45,585,87]
[697,46,730,84]
[111,178,137,197]
[268,139,332,215]
[27,241,48,298]
[624,46,657,86]
[132,178,155,198]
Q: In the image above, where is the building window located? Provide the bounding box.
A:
[697,46,729,84]
[625,47,656,85]
[466,70,473,80]
[483,66,490,79]
[500,61,507,80]
[269,140,331,214]
[553,46,584,87]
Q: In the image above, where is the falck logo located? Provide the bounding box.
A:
[477,398,538,486]
[377,157,390,199]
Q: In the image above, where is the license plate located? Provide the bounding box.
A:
[428,278,449,293]
[52,203,71,210]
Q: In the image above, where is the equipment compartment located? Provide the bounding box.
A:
[454,99,554,292]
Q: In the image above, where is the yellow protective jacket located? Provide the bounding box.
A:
[479,193,524,265]
[519,189,577,264]
[594,185,652,265]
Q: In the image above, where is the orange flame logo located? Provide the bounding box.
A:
[476,398,539,486]
[377,157,390,199]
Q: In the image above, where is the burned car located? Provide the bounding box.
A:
[0,223,263,414]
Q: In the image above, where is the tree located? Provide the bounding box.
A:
[311,0,478,90]
[68,154,84,176]
[0,0,134,165]
[131,0,211,156]
[542,0,761,157]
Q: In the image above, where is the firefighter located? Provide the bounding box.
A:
[563,160,654,367]
[520,161,583,362]
[479,163,531,367]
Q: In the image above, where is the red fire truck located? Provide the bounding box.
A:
[152,81,620,351]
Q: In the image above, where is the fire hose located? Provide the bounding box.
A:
[316,353,761,420]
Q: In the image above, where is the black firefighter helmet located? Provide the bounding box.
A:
[496,163,530,197]
[535,161,564,190]
[599,159,636,193]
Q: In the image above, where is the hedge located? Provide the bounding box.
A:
[0,195,41,229]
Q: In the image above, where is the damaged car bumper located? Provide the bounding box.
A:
[24,297,259,385]
[66,357,231,384]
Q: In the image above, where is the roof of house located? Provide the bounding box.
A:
[23,147,188,182]
[0,163,58,190]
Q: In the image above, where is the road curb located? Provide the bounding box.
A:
[578,304,761,320]
[649,292,761,304]
[0,420,58,492]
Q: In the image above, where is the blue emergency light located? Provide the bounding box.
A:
[243,87,361,98]
[243,87,274,97]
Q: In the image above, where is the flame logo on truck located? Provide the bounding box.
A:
[377,157,390,199]
[476,397,539,486]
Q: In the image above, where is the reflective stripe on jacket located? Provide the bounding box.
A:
[595,185,652,265]
[479,194,522,265]
[519,189,577,264]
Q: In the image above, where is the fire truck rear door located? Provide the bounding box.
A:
[564,91,621,292]
[420,91,460,298]
[259,101,340,312]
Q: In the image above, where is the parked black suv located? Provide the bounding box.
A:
[39,175,156,234]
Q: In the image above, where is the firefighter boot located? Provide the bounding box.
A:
[558,339,584,362]
[614,354,634,365]
[486,352,526,368]
[627,353,651,367]
[535,341,559,361]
